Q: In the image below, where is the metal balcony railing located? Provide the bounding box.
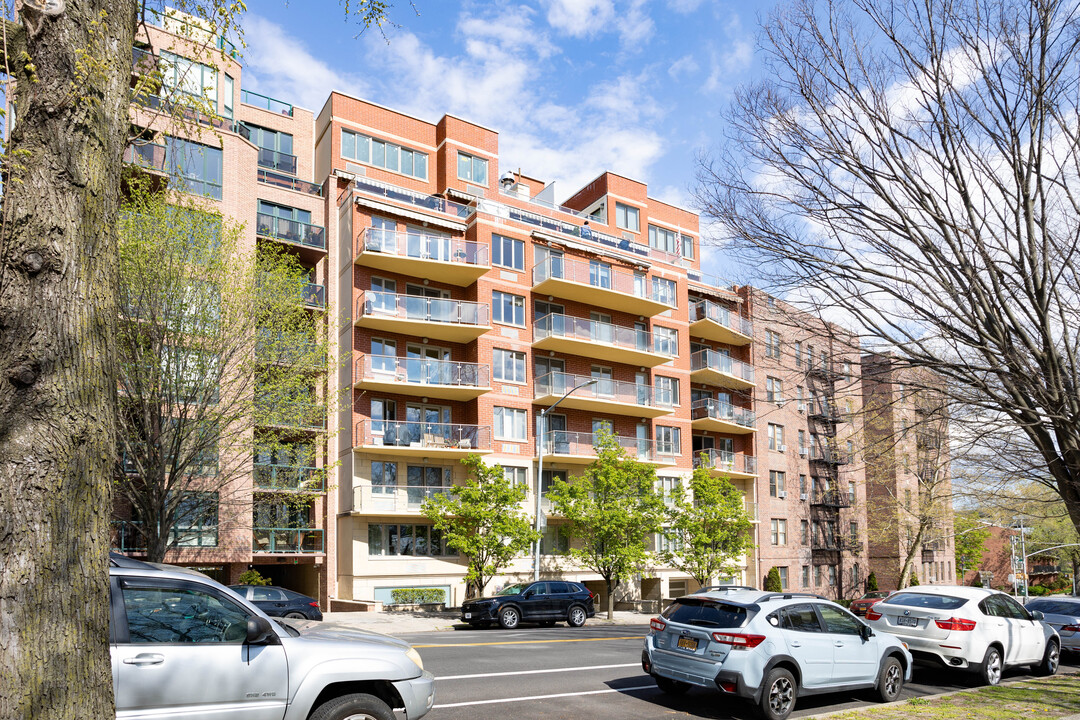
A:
[535,371,672,408]
[532,256,676,308]
[253,464,325,492]
[533,313,675,356]
[354,483,453,512]
[541,430,660,462]
[240,89,294,116]
[256,147,297,175]
[123,142,168,172]
[111,519,219,552]
[690,299,753,337]
[303,283,326,308]
[809,491,852,507]
[356,291,490,327]
[355,420,491,452]
[354,177,472,219]
[355,355,490,389]
[257,169,323,196]
[255,213,327,250]
[693,449,758,476]
[356,227,488,267]
[809,447,853,465]
[690,349,755,383]
[690,398,755,429]
[252,528,323,553]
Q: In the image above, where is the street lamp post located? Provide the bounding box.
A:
[534,378,597,582]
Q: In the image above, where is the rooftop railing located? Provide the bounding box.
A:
[356,291,490,328]
[532,255,676,308]
[535,371,673,408]
[355,420,491,452]
[354,177,472,219]
[690,349,755,383]
[533,313,675,357]
[355,354,490,389]
[240,89,294,116]
[356,227,489,267]
[691,299,753,337]
[690,398,756,429]
[255,212,326,251]
[693,449,758,476]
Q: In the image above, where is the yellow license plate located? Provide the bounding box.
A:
[677,636,699,651]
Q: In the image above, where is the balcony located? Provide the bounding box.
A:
[808,402,842,423]
[355,227,489,286]
[689,349,755,391]
[255,332,324,370]
[111,520,218,553]
[354,177,473,224]
[252,528,323,553]
[255,401,326,431]
[689,300,753,346]
[240,89,294,116]
[693,449,758,480]
[809,447,853,465]
[253,464,325,492]
[531,255,674,317]
[351,482,453,515]
[532,313,675,368]
[538,430,674,466]
[303,283,326,309]
[354,420,492,460]
[808,360,840,380]
[256,147,297,175]
[354,355,491,401]
[257,169,323,196]
[255,213,327,252]
[690,398,756,435]
[810,491,852,508]
[123,141,167,173]
[533,372,674,418]
[354,292,491,343]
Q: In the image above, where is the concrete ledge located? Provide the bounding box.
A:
[329,598,382,612]
[384,602,447,613]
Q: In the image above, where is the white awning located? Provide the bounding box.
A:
[355,196,469,233]
[530,230,652,269]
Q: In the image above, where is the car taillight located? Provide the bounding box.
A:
[650,618,666,632]
[1062,624,1080,633]
[866,609,882,621]
[711,632,766,649]
[309,601,319,608]
[935,617,977,631]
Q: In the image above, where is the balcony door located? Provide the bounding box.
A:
[405,403,451,446]
[591,366,614,397]
[406,344,449,385]
[591,311,613,345]
[406,224,450,262]
[405,283,450,322]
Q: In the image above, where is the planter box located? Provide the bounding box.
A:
[384,602,447,613]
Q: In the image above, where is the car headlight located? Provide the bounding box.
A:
[405,647,424,672]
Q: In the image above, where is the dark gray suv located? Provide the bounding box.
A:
[461,580,596,629]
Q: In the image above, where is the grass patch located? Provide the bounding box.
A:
[819,673,1080,719]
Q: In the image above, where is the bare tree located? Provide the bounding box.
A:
[699,0,1080,533]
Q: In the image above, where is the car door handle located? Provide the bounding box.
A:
[790,641,802,648]
[834,641,845,647]
[123,653,164,666]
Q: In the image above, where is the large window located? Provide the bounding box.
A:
[371,461,397,495]
[493,348,526,383]
[649,224,678,253]
[341,129,428,180]
[655,376,679,406]
[652,277,676,306]
[494,406,527,441]
[173,491,218,547]
[615,202,639,232]
[243,123,295,173]
[457,152,488,185]
[656,426,680,455]
[492,291,525,327]
[166,137,222,200]
[161,50,217,102]
[368,523,457,556]
[653,326,678,355]
[491,234,524,271]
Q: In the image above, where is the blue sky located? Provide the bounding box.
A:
[239,0,778,278]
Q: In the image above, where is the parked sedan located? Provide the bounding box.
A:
[851,591,892,617]
[460,580,596,629]
[229,584,323,620]
[865,585,1058,685]
[1026,598,1080,655]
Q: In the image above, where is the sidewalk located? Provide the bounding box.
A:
[318,609,655,635]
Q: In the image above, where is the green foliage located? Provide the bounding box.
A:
[547,430,666,617]
[390,588,446,604]
[909,572,920,587]
[421,455,539,598]
[238,569,270,586]
[866,571,879,592]
[954,511,991,578]
[660,462,755,587]
[764,567,782,592]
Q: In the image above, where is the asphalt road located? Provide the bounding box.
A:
[401,623,1080,720]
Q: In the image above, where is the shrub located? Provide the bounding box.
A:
[908,573,920,587]
[764,567,782,592]
[865,571,878,592]
[238,569,271,586]
[390,588,446,605]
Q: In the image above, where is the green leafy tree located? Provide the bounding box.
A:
[422,454,539,599]
[548,431,666,619]
[115,183,330,563]
[908,573,920,587]
[764,567,782,592]
[238,569,271,586]
[661,463,755,588]
[953,512,991,583]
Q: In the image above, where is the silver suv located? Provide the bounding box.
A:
[642,590,912,720]
[109,554,435,719]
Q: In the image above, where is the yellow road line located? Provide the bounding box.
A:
[414,635,645,648]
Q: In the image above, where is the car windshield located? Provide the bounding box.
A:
[661,598,748,628]
[864,592,889,599]
[497,583,526,596]
[1028,600,1080,616]
[885,592,967,610]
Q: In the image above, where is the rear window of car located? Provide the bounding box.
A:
[885,592,967,610]
[1028,600,1080,615]
[661,598,748,628]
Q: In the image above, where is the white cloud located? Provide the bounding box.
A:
[668,54,699,79]
[667,0,705,13]
[702,14,754,93]
[542,0,615,38]
[619,0,656,49]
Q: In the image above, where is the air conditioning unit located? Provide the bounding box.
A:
[800,493,808,501]
[799,449,808,457]
[778,444,787,452]
[344,162,367,176]
[778,490,787,499]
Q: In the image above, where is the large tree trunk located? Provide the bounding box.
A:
[0,2,137,717]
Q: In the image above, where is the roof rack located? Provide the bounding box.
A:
[698,585,758,593]
[108,552,157,570]
[754,592,829,603]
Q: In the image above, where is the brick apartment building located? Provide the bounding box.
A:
[113,10,953,608]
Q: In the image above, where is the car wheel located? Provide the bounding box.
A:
[283,612,306,619]
[977,645,1003,686]
[876,656,904,702]
[1036,639,1060,676]
[499,606,520,629]
[757,667,797,720]
[309,692,395,720]
[655,676,691,695]
[567,605,587,627]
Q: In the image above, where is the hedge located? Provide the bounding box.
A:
[390,588,446,605]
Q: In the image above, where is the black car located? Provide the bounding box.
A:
[229,584,323,621]
[461,580,596,629]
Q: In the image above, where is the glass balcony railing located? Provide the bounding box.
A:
[111,519,218,552]
[690,349,755,383]
[303,283,326,308]
[541,430,660,462]
[257,169,323,196]
[357,291,490,327]
[532,255,676,307]
[253,464,325,492]
[693,449,758,476]
[690,398,756,429]
[356,355,490,389]
[354,177,472,219]
[356,227,489,267]
[255,212,326,250]
[256,147,297,175]
[533,313,675,356]
[355,420,491,452]
[240,89,294,116]
[691,299,753,338]
[535,371,673,408]
[252,528,323,553]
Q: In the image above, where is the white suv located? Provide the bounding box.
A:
[864,585,1059,685]
[642,590,911,720]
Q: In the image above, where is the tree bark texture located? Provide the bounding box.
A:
[0,1,137,717]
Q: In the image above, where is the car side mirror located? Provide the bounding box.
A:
[1031,610,1045,621]
[245,616,275,645]
[860,624,874,641]
[522,590,533,599]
